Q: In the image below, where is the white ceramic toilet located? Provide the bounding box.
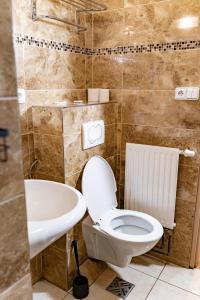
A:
[82,156,163,268]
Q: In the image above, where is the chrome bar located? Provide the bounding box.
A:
[62,0,89,10]
[32,0,107,32]
[33,14,87,31]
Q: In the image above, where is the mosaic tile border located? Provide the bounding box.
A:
[15,34,94,55]
[15,34,200,56]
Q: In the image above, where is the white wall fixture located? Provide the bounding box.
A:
[175,87,199,100]
[17,88,26,104]
[82,120,105,150]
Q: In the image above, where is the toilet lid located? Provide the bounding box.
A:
[82,156,117,223]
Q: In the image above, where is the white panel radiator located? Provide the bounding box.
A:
[124,143,180,229]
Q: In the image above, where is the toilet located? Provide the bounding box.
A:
[82,155,163,268]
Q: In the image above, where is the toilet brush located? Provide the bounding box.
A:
[72,240,89,299]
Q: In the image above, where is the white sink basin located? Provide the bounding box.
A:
[24,179,86,258]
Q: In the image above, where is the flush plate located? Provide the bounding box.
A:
[82,120,105,150]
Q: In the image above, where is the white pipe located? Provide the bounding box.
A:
[179,149,196,157]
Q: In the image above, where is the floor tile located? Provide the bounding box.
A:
[32,280,67,300]
[107,265,156,299]
[80,259,107,286]
[159,264,200,295]
[65,265,155,300]
[129,255,165,278]
[146,280,200,300]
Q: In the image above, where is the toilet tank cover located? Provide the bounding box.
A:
[82,155,118,223]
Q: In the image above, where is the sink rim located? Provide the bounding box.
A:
[24,179,86,258]
[25,179,85,224]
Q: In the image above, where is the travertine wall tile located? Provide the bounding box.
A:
[0,195,30,293]
[0,2,17,96]
[63,103,118,135]
[0,274,32,300]
[93,56,123,89]
[122,89,200,130]
[42,246,68,290]
[30,255,42,285]
[13,0,86,47]
[93,9,124,49]
[24,47,86,90]
[32,107,63,135]
[0,100,24,202]
[64,124,116,177]
[34,134,64,179]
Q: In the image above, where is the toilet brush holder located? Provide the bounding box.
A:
[72,240,89,299]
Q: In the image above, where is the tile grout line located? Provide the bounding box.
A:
[157,278,200,298]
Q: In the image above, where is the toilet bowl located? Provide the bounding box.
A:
[82,155,163,267]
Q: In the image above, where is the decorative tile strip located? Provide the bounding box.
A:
[95,40,200,55]
[15,34,95,55]
[15,34,200,56]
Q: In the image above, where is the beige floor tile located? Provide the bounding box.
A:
[147,280,200,300]
[159,264,200,295]
[107,265,156,299]
[80,259,107,286]
[129,255,165,278]
[32,280,67,300]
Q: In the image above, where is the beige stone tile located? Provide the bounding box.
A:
[171,199,195,266]
[18,103,28,134]
[124,0,200,44]
[26,89,86,108]
[85,13,93,49]
[32,107,63,135]
[33,173,64,183]
[42,246,68,291]
[177,164,199,203]
[21,134,30,177]
[14,0,85,47]
[160,264,200,295]
[147,280,200,300]
[65,172,82,190]
[0,100,24,202]
[125,0,163,6]
[85,56,93,89]
[129,255,165,278]
[100,0,124,10]
[122,53,174,90]
[79,259,107,286]
[122,89,200,129]
[34,134,64,179]
[31,254,42,285]
[24,46,86,90]
[0,274,32,300]
[63,102,118,135]
[64,124,116,176]
[14,44,25,89]
[0,195,30,293]
[93,10,124,49]
[0,1,17,97]
[93,56,123,89]
[33,279,67,300]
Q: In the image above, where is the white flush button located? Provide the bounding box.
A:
[186,87,199,100]
[175,87,187,100]
[82,120,105,150]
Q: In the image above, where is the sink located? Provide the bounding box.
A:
[24,179,86,258]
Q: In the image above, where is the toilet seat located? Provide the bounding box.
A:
[98,209,163,243]
[82,155,163,243]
